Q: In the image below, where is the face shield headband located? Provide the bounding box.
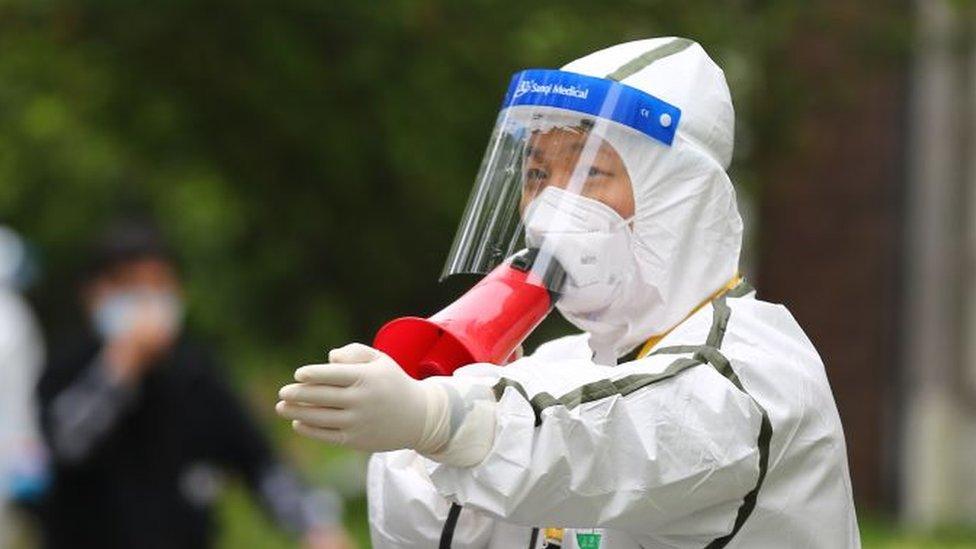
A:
[503,68,681,146]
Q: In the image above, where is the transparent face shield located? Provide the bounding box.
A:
[442,69,681,292]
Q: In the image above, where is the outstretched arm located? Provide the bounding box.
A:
[277,342,765,542]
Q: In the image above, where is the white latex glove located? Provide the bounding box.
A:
[277,343,451,454]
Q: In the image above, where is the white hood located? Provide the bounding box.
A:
[558,37,743,360]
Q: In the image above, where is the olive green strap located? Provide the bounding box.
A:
[606,37,694,82]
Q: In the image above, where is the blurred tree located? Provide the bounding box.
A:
[0,0,799,373]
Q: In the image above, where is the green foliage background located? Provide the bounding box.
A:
[0,1,799,358]
[3,1,963,547]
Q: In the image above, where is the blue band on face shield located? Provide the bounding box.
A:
[500,69,681,146]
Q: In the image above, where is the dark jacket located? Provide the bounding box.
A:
[36,337,316,549]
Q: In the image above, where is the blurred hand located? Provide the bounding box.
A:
[303,525,356,549]
[277,343,449,454]
[103,301,178,384]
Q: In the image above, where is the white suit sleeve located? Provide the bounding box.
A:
[425,352,766,542]
[367,450,495,548]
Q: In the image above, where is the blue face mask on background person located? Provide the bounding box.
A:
[92,288,184,340]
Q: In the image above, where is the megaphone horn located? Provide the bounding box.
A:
[373,249,564,379]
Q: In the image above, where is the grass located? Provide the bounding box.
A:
[860,517,976,548]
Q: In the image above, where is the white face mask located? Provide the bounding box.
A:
[523,186,638,320]
[92,288,184,341]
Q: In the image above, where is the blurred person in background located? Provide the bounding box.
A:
[0,225,49,546]
[36,222,352,549]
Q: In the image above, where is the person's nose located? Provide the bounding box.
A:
[546,163,577,192]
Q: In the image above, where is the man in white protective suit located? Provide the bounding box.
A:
[277,37,860,548]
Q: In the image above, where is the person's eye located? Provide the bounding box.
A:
[588,166,611,178]
[525,168,548,181]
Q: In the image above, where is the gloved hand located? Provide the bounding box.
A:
[276,343,451,454]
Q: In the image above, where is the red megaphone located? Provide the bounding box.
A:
[373,249,564,379]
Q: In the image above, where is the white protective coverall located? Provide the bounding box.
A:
[368,38,859,548]
[0,226,46,543]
